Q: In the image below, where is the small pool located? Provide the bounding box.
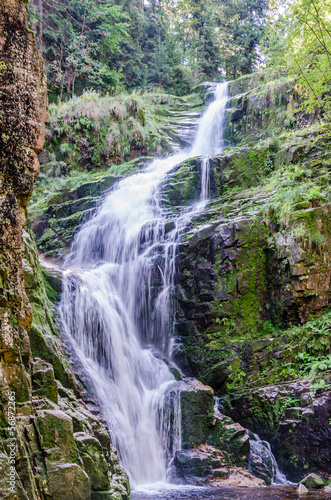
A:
[132,485,331,500]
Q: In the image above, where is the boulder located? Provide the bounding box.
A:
[300,473,325,489]
[178,379,215,448]
[31,358,58,403]
[74,433,109,491]
[34,409,79,463]
[46,462,91,500]
[297,483,309,495]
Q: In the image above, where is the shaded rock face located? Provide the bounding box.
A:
[226,70,317,146]
[229,381,331,482]
[164,82,331,481]
[173,201,331,480]
[174,205,331,376]
[0,0,47,402]
[0,2,130,498]
[167,379,260,486]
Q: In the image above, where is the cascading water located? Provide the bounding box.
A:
[60,82,228,487]
[249,433,289,485]
[214,398,290,487]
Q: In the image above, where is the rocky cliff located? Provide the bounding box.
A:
[0,2,129,498]
[170,77,331,482]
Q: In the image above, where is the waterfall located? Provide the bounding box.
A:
[249,433,290,485]
[214,398,290,486]
[60,83,228,487]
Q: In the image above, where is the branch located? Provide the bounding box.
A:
[294,56,330,121]
[310,0,331,38]
[27,7,58,33]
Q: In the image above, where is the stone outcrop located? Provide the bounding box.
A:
[170,157,331,480]
[166,378,262,486]
[0,2,129,498]
[164,81,331,482]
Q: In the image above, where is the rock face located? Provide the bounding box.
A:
[172,170,331,480]
[0,2,129,498]
[166,80,331,482]
[0,0,47,406]
[167,379,261,487]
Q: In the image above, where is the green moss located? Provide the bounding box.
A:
[23,230,78,393]
[44,90,203,173]
[210,218,268,345]
[162,158,201,208]
[180,388,215,447]
[34,410,79,463]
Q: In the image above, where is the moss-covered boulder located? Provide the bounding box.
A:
[300,473,326,489]
[45,462,91,500]
[74,433,109,491]
[31,358,58,403]
[179,379,215,448]
[34,409,79,463]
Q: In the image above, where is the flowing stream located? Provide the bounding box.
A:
[60,83,229,487]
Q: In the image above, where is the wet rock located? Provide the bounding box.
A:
[41,265,63,303]
[297,483,309,495]
[46,462,91,500]
[211,418,250,459]
[249,451,273,486]
[228,381,331,481]
[74,433,110,491]
[300,473,325,489]
[31,358,58,403]
[179,379,215,448]
[34,409,79,463]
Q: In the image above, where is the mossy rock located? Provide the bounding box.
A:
[31,358,58,403]
[46,462,91,500]
[34,409,79,463]
[179,382,215,448]
[300,473,326,489]
[74,433,109,491]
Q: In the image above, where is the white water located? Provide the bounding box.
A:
[60,82,228,487]
[249,433,289,485]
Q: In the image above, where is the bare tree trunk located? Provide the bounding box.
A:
[39,0,43,52]
[72,69,76,96]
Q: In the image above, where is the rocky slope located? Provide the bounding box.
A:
[29,91,203,258]
[0,2,129,498]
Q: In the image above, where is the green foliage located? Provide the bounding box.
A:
[28,0,128,97]
[43,89,202,171]
[29,0,269,98]
[265,0,331,119]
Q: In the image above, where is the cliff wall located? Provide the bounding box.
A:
[0,2,129,498]
[170,80,331,481]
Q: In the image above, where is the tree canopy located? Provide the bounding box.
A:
[265,0,331,118]
[28,0,269,98]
